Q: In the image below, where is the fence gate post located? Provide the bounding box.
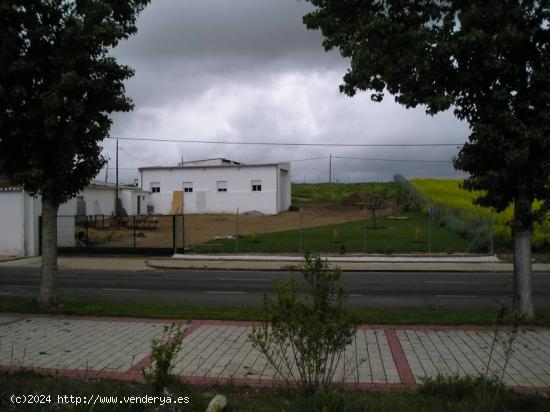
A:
[363,206,367,253]
[235,207,239,253]
[182,213,185,255]
[489,209,494,255]
[172,215,177,255]
[299,207,303,253]
[428,207,432,253]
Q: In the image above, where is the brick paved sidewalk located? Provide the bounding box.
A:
[1,314,549,392]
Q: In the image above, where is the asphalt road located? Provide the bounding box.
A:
[0,267,549,309]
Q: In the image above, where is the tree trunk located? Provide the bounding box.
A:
[512,190,535,322]
[39,197,59,307]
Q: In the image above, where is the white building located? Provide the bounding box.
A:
[139,158,291,215]
[0,178,148,256]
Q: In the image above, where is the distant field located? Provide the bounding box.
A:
[291,182,404,205]
[199,211,474,254]
[410,179,550,250]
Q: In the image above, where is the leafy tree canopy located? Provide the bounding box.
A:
[304,0,550,225]
[0,0,149,204]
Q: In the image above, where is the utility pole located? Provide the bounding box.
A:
[329,154,332,184]
[115,138,119,215]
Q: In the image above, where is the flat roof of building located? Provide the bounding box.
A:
[138,163,290,172]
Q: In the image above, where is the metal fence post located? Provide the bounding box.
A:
[489,209,494,255]
[182,213,185,254]
[299,207,303,253]
[235,207,239,253]
[428,207,432,253]
[172,215,177,255]
[363,206,367,253]
[133,215,136,249]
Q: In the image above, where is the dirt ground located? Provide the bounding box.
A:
[81,204,393,248]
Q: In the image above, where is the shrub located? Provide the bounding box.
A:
[141,322,186,395]
[249,253,358,395]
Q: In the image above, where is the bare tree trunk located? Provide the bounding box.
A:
[512,190,534,322]
[39,197,59,307]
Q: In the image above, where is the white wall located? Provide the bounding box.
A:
[0,192,25,255]
[141,165,281,214]
[278,165,291,211]
[120,190,150,215]
[58,188,115,216]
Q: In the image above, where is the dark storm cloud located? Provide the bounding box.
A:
[105,0,469,184]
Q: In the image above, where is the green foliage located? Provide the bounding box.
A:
[249,253,358,395]
[4,370,549,412]
[304,1,550,226]
[291,182,404,205]
[410,179,550,250]
[141,322,186,396]
[0,0,149,204]
[304,0,550,318]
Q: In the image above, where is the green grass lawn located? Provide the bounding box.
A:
[291,182,404,204]
[3,298,550,326]
[206,211,481,253]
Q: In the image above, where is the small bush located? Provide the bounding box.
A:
[249,253,358,395]
[288,204,300,212]
[141,322,186,395]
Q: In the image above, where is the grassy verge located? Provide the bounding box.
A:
[2,298,550,326]
[204,211,478,254]
[1,371,549,412]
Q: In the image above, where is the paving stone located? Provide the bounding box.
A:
[172,325,399,384]
[0,318,165,372]
[398,329,550,388]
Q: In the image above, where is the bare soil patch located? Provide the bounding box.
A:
[77,204,393,248]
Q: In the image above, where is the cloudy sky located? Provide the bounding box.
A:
[103,0,469,184]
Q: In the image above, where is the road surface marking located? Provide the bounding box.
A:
[205,291,246,294]
[218,277,271,282]
[425,281,481,284]
[435,294,479,298]
[102,288,140,292]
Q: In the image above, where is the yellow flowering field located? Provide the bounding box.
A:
[410,179,550,250]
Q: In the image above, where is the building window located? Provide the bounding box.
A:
[151,182,160,193]
[252,180,262,192]
[183,182,193,193]
[216,181,228,192]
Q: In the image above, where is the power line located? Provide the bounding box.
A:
[119,147,157,166]
[284,155,330,163]
[334,155,454,163]
[107,136,464,148]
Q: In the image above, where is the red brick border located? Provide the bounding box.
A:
[385,328,416,385]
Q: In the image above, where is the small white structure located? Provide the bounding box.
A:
[57,181,150,216]
[0,178,149,256]
[139,158,291,215]
[0,178,41,256]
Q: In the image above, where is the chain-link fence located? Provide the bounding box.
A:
[42,214,186,255]
[45,179,494,256]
